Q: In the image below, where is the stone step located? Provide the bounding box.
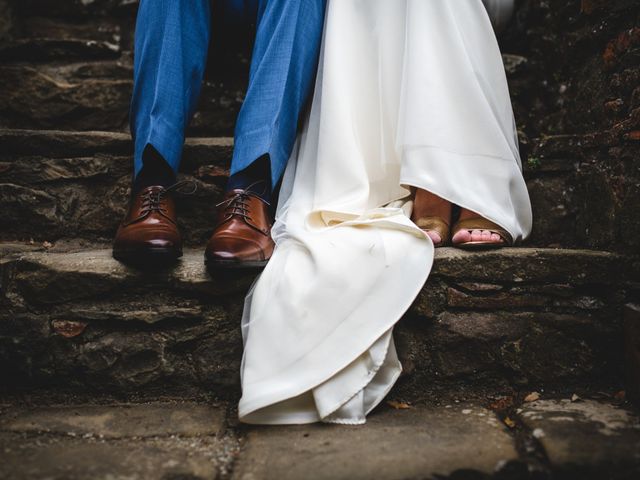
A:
[0,397,638,479]
[0,2,249,135]
[0,4,528,138]
[0,63,244,135]
[1,244,635,399]
[2,0,638,257]
[1,128,578,248]
[0,128,232,246]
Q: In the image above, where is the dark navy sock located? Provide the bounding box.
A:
[133,145,177,193]
[226,155,272,202]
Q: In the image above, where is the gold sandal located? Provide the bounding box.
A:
[451,217,512,250]
[414,216,451,247]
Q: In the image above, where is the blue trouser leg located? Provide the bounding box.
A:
[130,0,325,189]
[230,0,326,189]
[130,0,211,178]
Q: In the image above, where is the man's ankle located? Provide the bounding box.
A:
[133,146,177,193]
[226,155,272,202]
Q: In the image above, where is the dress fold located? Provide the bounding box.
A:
[238,0,532,425]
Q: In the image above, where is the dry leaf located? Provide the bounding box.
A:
[614,390,626,400]
[524,392,540,403]
[503,417,516,428]
[51,320,88,338]
[489,396,514,411]
[387,400,412,410]
[571,394,580,402]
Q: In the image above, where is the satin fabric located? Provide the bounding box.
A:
[238,0,532,425]
[482,0,516,33]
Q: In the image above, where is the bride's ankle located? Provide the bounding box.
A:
[412,188,452,221]
[458,208,481,221]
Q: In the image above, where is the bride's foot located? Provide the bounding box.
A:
[411,189,452,247]
[451,208,510,248]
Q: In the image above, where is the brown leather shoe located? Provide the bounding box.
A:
[113,182,191,265]
[205,189,275,269]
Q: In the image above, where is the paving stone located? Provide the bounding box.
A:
[233,406,520,480]
[0,434,223,480]
[519,399,640,476]
[0,402,226,438]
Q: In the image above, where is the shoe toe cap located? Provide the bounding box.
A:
[114,227,181,253]
[145,237,177,249]
[206,236,267,262]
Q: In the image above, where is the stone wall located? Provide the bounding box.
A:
[1,247,630,398]
[502,0,640,253]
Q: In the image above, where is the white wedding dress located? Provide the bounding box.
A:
[238,0,532,424]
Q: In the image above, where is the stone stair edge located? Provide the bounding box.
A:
[1,244,630,285]
[0,127,233,155]
[0,127,588,162]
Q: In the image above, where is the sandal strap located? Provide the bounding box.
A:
[414,216,450,239]
[452,217,513,244]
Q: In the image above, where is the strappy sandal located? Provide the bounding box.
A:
[414,216,451,248]
[451,217,512,250]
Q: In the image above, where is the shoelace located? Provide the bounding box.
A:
[124,180,197,226]
[216,192,252,221]
[215,182,271,233]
